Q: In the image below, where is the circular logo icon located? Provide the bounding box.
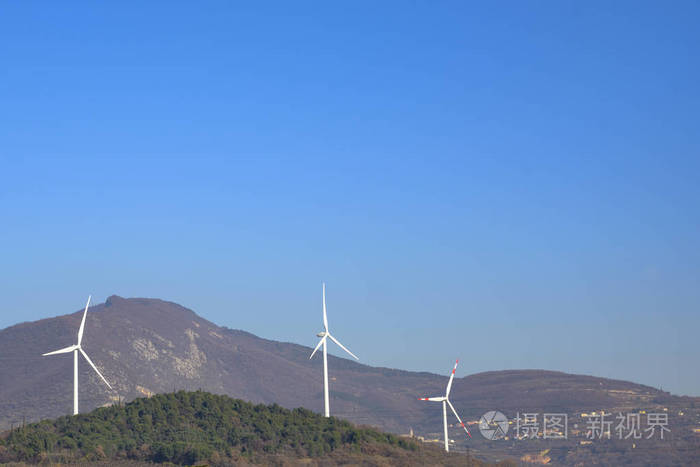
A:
[479,410,509,440]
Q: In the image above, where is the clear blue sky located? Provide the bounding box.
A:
[1,2,699,395]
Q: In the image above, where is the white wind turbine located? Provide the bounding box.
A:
[42,296,113,415]
[419,359,471,452]
[309,283,358,417]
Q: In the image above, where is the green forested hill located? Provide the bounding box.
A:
[0,391,497,466]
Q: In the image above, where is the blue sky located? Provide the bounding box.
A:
[1,2,699,395]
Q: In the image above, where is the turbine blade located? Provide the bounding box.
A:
[419,396,445,402]
[79,348,112,390]
[327,333,359,360]
[445,359,459,397]
[447,399,472,438]
[77,295,91,345]
[42,345,78,356]
[322,283,328,332]
[309,336,326,359]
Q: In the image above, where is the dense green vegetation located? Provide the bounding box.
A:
[0,391,420,465]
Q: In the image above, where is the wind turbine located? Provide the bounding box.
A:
[419,359,471,452]
[309,283,358,417]
[42,296,112,415]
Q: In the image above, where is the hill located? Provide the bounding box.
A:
[0,390,496,466]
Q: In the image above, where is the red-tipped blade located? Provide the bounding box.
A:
[447,399,471,439]
[445,359,459,397]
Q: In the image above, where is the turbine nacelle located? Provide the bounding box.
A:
[316,331,327,338]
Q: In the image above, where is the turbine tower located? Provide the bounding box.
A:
[42,296,113,415]
[309,283,358,417]
[419,359,471,451]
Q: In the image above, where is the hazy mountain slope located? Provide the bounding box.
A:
[0,295,671,437]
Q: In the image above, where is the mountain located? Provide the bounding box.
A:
[1,390,497,466]
[1,296,697,465]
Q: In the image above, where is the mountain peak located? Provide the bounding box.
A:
[104,295,124,307]
[101,295,200,320]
